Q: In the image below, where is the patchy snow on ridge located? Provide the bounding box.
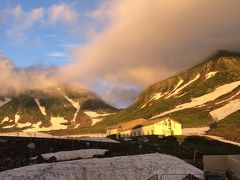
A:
[24,117,68,132]
[0,98,11,107]
[165,78,184,98]
[37,149,108,161]
[62,94,80,123]
[152,80,240,118]
[205,71,218,79]
[84,111,113,125]
[35,99,47,116]
[152,92,164,100]
[166,74,200,98]
[0,153,203,180]
[210,99,240,121]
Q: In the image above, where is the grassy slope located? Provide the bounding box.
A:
[208,110,240,139]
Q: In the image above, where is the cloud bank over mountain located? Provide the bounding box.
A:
[60,0,240,106]
[0,54,58,95]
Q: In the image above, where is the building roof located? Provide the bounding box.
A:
[108,117,181,132]
[107,118,147,131]
[142,117,182,127]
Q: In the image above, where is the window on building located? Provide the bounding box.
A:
[138,132,141,136]
[134,132,136,136]
[147,131,149,135]
[151,130,154,135]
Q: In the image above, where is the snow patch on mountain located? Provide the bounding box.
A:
[35,99,47,116]
[84,111,113,125]
[205,71,218,79]
[0,153,203,180]
[0,117,10,125]
[0,98,11,107]
[215,90,240,105]
[210,99,240,121]
[140,92,167,109]
[2,124,15,129]
[152,80,240,118]
[166,74,200,98]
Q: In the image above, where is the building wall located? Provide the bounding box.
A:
[106,128,118,136]
[115,119,182,138]
[203,155,240,179]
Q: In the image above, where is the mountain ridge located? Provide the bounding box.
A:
[0,85,117,134]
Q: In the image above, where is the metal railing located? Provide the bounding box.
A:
[148,174,226,180]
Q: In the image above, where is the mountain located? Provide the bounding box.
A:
[100,50,240,140]
[0,85,117,134]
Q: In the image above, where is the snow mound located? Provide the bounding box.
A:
[79,137,119,143]
[0,153,203,180]
[37,149,108,161]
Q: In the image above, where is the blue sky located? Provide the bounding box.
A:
[0,0,101,67]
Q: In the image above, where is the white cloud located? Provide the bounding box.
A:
[5,5,44,43]
[48,3,79,25]
[10,4,23,18]
[0,54,58,95]
[48,52,67,58]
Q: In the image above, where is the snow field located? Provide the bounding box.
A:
[0,153,203,180]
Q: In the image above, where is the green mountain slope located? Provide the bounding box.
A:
[99,50,240,139]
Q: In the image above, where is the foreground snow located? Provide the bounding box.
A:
[0,153,203,180]
[36,149,108,161]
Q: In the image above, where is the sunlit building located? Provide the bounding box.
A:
[106,117,182,138]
